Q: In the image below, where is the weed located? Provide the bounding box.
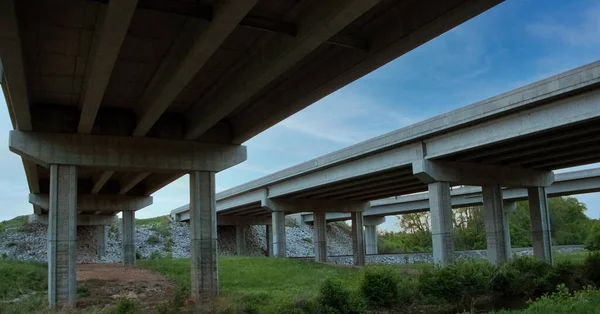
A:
[77,284,91,297]
[302,237,313,244]
[110,297,139,314]
[146,235,160,245]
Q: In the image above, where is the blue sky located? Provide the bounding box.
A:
[1,0,599,231]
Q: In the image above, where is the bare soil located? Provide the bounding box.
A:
[76,263,175,309]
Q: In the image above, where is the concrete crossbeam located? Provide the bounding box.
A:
[91,171,114,194]
[119,172,151,195]
[313,212,327,263]
[265,198,369,213]
[483,185,510,264]
[122,211,135,266]
[9,131,247,172]
[29,194,152,212]
[189,171,218,309]
[351,212,365,266]
[47,165,77,308]
[413,159,554,187]
[185,0,381,139]
[429,181,454,265]
[528,187,553,264]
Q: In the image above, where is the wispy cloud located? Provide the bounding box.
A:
[527,5,600,46]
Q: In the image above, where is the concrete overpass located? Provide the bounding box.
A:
[171,60,600,267]
[1,0,503,308]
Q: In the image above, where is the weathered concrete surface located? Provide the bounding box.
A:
[31,214,116,226]
[235,225,247,256]
[272,211,286,257]
[313,212,327,262]
[483,185,510,264]
[47,165,77,308]
[528,187,553,264]
[351,212,365,266]
[429,181,454,264]
[364,217,385,255]
[121,211,135,266]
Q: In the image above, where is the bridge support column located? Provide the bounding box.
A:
[190,171,219,308]
[266,225,273,256]
[236,225,247,256]
[364,217,385,255]
[96,225,107,258]
[313,212,327,262]
[272,211,286,257]
[429,181,454,264]
[528,187,553,264]
[351,212,365,266]
[122,210,135,266]
[483,185,510,264]
[47,165,77,308]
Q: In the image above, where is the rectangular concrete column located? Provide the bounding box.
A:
[528,187,553,264]
[503,201,516,259]
[47,165,77,308]
[351,212,365,266]
[121,211,135,266]
[96,225,107,258]
[365,225,378,255]
[483,185,510,264]
[266,225,273,257]
[190,171,218,308]
[235,225,247,256]
[429,181,455,264]
[271,211,286,257]
[313,212,327,263]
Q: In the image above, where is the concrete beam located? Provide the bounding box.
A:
[119,172,151,195]
[133,1,258,136]
[184,0,381,139]
[217,215,271,226]
[91,171,114,194]
[265,198,369,213]
[0,0,32,131]
[29,194,152,212]
[9,131,247,172]
[32,214,116,226]
[413,159,554,187]
[78,0,138,133]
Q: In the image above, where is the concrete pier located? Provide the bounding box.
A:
[96,226,107,258]
[313,212,327,262]
[266,225,273,256]
[121,210,135,266]
[47,165,77,308]
[190,171,219,308]
[429,181,454,264]
[351,212,365,266]
[236,225,247,256]
[364,217,385,255]
[272,211,286,257]
[528,187,553,264]
[483,185,510,264]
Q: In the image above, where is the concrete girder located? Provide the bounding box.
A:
[184,0,381,139]
[78,0,138,133]
[29,194,152,212]
[217,216,271,226]
[9,131,247,172]
[218,188,268,212]
[119,172,151,195]
[91,171,114,194]
[413,159,554,187]
[132,1,258,136]
[265,198,369,213]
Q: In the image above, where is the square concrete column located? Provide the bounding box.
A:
[483,185,510,264]
[271,211,286,257]
[528,187,553,264]
[351,212,365,266]
[235,225,247,256]
[266,225,273,257]
[47,165,77,308]
[190,171,219,308]
[503,201,516,258]
[429,181,455,264]
[313,212,327,263]
[121,210,135,266]
[364,217,385,255]
[96,225,107,258]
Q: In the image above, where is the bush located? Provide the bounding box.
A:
[582,251,600,285]
[492,256,556,297]
[147,235,160,245]
[418,260,494,305]
[318,278,364,314]
[584,224,600,251]
[110,297,139,314]
[360,266,406,308]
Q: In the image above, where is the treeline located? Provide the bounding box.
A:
[379,196,595,253]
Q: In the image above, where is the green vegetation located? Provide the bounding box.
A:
[135,215,169,226]
[0,260,46,300]
[380,197,593,253]
[0,215,28,234]
[496,285,600,314]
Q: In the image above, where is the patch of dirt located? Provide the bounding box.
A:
[76,263,175,309]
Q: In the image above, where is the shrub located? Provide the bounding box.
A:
[492,256,555,297]
[147,235,160,245]
[77,285,91,297]
[360,266,404,308]
[582,252,600,285]
[110,297,139,314]
[150,251,163,260]
[584,224,600,251]
[318,278,364,314]
[135,250,142,260]
[150,223,171,238]
[553,260,586,291]
[418,260,494,305]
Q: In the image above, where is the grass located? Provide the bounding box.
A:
[554,250,587,264]
[0,260,47,300]
[135,215,169,227]
[0,216,28,234]
[495,286,600,314]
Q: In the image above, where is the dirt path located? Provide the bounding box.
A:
[76,264,175,309]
